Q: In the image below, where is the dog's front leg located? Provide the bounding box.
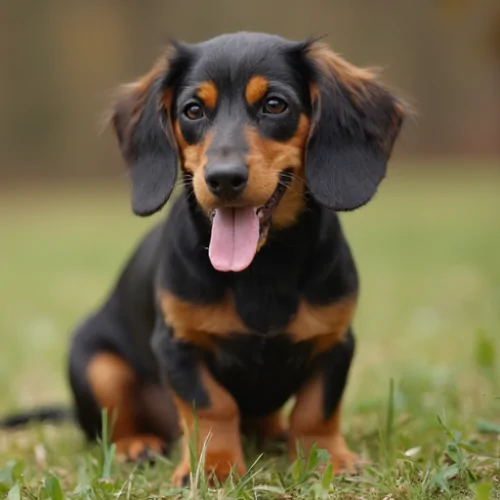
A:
[288,330,359,474]
[151,319,246,487]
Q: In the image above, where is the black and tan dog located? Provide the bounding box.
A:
[7,32,408,485]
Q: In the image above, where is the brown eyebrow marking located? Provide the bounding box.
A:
[196,81,218,109]
[245,75,269,105]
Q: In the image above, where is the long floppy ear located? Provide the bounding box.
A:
[303,41,407,211]
[110,46,189,216]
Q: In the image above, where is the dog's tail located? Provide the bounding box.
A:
[0,406,74,429]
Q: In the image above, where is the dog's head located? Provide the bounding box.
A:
[111,32,407,272]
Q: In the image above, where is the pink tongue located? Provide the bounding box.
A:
[209,207,260,272]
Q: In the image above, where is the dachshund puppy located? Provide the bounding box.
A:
[68,32,406,486]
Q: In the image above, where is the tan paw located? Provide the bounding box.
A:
[289,434,366,477]
[171,451,246,487]
[115,434,167,462]
[329,446,364,475]
[171,459,191,488]
[204,451,246,485]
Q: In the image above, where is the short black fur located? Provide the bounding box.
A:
[151,317,210,409]
[321,329,356,419]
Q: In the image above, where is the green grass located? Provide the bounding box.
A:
[0,166,499,499]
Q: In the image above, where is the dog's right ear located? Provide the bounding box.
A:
[110,44,191,216]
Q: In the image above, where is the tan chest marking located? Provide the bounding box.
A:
[158,290,248,347]
[288,296,357,354]
[159,289,356,350]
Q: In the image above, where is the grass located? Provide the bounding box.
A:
[0,165,499,499]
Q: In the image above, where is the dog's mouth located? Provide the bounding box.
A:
[208,171,291,273]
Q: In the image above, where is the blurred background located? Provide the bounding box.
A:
[0,1,499,430]
[3,0,500,179]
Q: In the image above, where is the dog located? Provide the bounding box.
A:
[4,32,407,486]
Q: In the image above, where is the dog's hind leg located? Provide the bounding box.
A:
[68,313,178,461]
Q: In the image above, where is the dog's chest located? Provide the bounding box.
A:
[232,282,300,333]
[229,258,306,333]
[205,334,314,417]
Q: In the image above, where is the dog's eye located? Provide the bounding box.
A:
[263,97,287,115]
[184,103,204,120]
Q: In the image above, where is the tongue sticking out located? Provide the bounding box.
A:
[209,207,260,272]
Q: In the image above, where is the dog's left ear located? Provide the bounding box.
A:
[301,41,408,211]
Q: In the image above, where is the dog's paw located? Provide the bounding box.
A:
[289,434,366,477]
[115,434,167,462]
[171,452,246,488]
[329,445,365,475]
[171,460,191,488]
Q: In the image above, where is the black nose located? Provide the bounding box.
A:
[205,164,248,199]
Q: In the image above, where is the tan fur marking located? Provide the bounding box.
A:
[289,378,358,474]
[158,290,248,346]
[173,119,188,152]
[197,81,218,109]
[173,123,216,210]
[87,353,171,461]
[309,83,320,104]
[171,367,246,486]
[244,114,311,229]
[288,295,357,344]
[114,434,166,461]
[87,352,138,441]
[245,75,269,105]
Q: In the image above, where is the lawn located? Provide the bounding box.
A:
[0,165,499,499]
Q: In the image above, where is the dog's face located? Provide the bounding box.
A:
[111,32,407,272]
[173,36,311,229]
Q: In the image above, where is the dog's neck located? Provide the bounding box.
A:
[159,190,345,332]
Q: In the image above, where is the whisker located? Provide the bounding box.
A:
[174,175,194,189]
[175,181,192,189]
[277,180,303,197]
[280,175,306,191]
[280,170,305,184]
